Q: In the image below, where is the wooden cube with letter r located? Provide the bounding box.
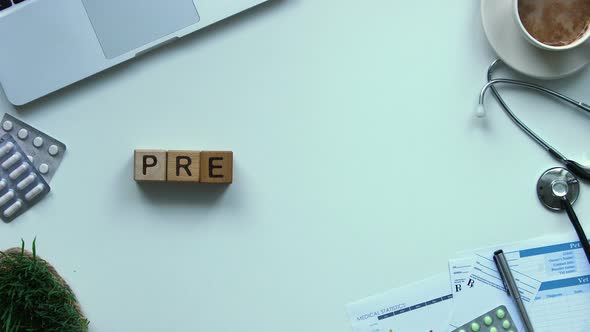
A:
[134,149,167,182]
[200,151,233,183]
[167,150,201,183]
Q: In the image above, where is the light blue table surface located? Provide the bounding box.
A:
[2,1,590,331]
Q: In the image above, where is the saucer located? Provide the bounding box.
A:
[481,0,590,80]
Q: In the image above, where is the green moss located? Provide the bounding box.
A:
[0,239,89,332]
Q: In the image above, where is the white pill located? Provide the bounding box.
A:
[39,163,49,174]
[0,142,14,157]
[0,179,7,192]
[2,121,12,131]
[2,152,21,169]
[17,174,36,190]
[25,184,44,201]
[33,137,43,147]
[48,144,59,156]
[0,190,15,206]
[17,128,28,140]
[9,163,29,180]
[4,200,23,218]
[27,155,33,162]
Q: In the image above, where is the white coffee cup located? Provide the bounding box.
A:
[513,0,590,51]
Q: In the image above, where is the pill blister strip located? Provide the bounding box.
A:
[451,305,518,332]
[1,113,66,182]
[0,134,50,222]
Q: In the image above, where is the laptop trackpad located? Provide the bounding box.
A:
[82,0,200,59]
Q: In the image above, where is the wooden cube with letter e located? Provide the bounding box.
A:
[200,151,233,184]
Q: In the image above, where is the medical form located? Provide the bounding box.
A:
[347,273,452,332]
[450,234,590,332]
[507,240,590,331]
[348,233,590,332]
[448,253,541,331]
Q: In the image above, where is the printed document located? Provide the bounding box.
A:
[347,273,452,332]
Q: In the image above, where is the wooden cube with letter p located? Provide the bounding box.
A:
[134,149,167,182]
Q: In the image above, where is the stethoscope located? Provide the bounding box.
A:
[477,59,590,263]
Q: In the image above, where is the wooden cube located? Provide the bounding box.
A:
[200,151,233,183]
[166,150,201,183]
[134,150,167,182]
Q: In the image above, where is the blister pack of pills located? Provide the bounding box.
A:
[1,114,66,182]
[452,305,518,332]
[0,134,50,222]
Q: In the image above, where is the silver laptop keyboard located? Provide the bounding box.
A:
[0,0,25,11]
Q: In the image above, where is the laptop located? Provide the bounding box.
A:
[0,0,270,105]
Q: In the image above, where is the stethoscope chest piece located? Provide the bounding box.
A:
[537,167,590,264]
[537,167,580,211]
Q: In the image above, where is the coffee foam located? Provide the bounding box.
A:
[518,0,590,46]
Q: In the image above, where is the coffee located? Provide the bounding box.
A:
[518,0,590,47]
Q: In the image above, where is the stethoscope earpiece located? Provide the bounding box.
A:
[475,104,486,118]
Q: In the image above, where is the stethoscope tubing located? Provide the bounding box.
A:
[484,60,590,264]
[562,197,590,264]
[483,60,590,181]
[484,60,590,162]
